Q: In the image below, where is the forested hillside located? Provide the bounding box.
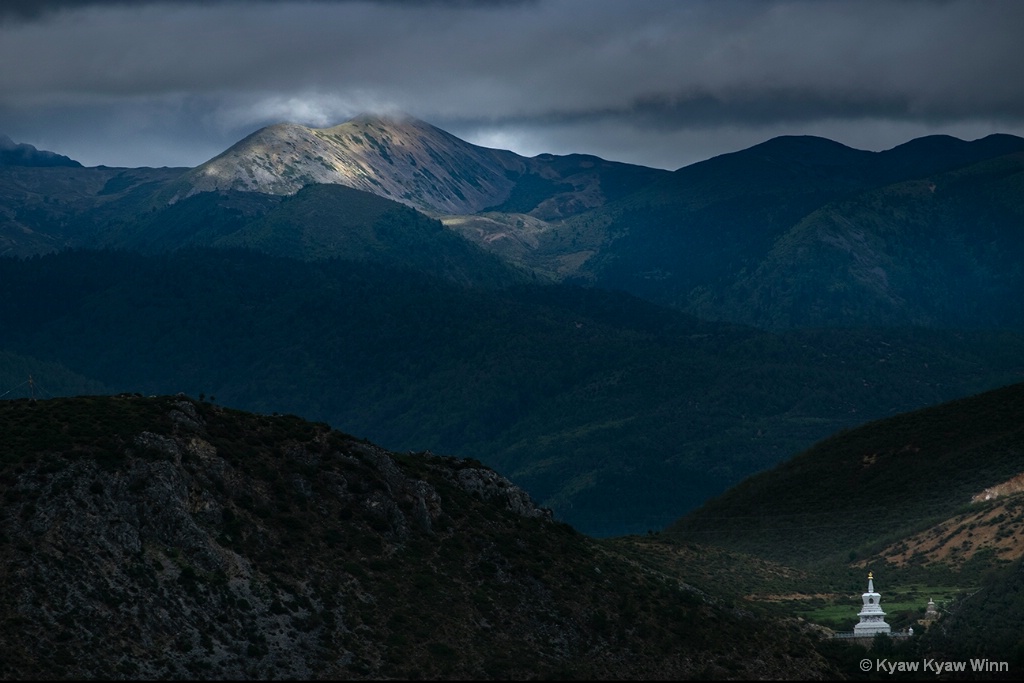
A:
[561,135,1024,331]
[3,248,1022,536]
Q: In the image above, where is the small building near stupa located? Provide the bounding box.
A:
[853,571,891,637]
[919,597,939,626]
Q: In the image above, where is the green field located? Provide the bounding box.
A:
[786,584,967,631]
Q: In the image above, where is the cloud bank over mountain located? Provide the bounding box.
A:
[1,0,1023,169]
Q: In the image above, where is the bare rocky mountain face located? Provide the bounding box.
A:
[178,114,526,215]
[0,395,838,680]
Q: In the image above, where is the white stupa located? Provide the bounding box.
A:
[853,571,891,636]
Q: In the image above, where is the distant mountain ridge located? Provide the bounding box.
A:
[712,150,1024,329]
[4,115,1021,332]
[0,134,81,168]
[558,131,1024,330]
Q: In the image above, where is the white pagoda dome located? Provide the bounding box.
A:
[853,571,891,636]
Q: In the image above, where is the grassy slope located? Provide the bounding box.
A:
[667,381,1024,568]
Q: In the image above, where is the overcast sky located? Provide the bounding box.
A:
[2,0,1022,170]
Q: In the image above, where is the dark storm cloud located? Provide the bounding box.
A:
[1,0,1022,169]
[523,84,1024,131]
[0,0,535,22]
[0,0,120,22]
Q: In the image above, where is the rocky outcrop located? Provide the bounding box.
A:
[972,472,1024,503]
[455,465,551,520]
